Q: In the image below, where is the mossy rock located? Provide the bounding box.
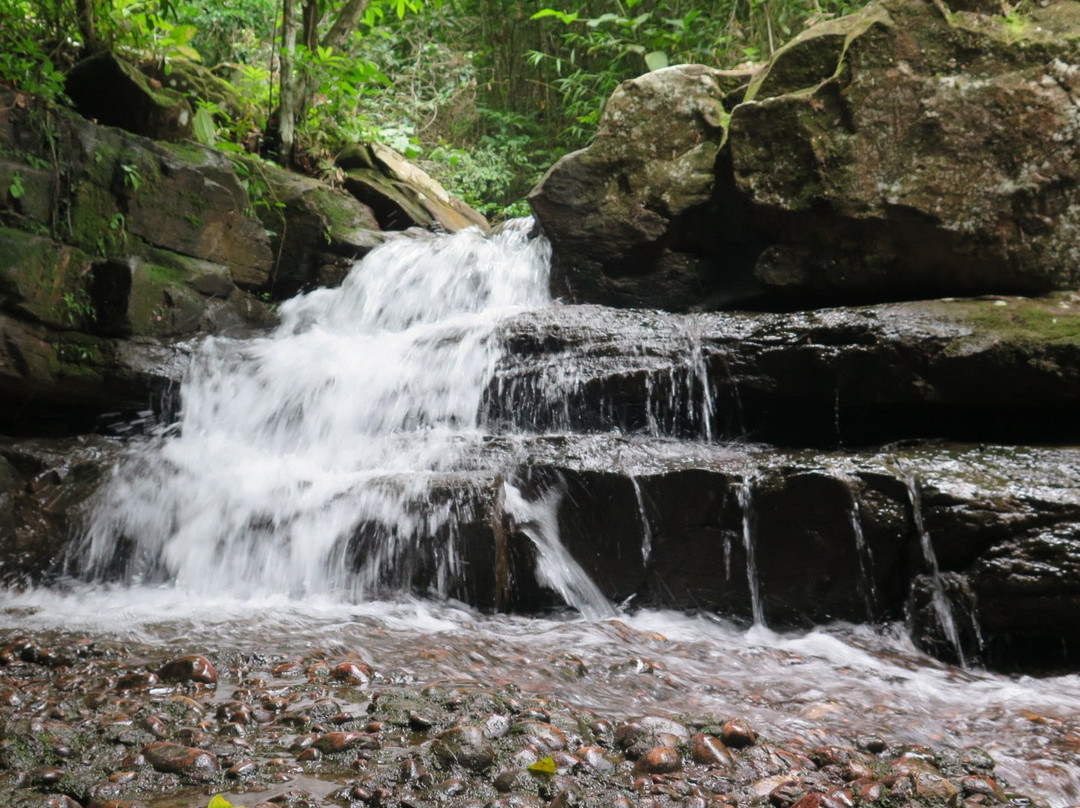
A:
[0,227,97,331]
[65,51,193,141]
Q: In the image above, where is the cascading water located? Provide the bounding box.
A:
[900,473,972,666]
[737,477,766,627]
[72,222,553,600]
[4,225,1080,808]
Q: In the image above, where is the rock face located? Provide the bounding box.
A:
[530,64,753,310]
[532,0,1080,308]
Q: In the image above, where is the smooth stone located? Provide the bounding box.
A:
[720,718,756,749]
[432,725,496,772]
[141,741,219,778]
[635,746,682,774]
[157,654,217,684]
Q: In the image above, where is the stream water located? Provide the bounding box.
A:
[2,223,1078,805]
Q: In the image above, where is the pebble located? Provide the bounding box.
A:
[432,725,496,772]
[721,718,756,749]
[331,661,373,684]
[692,733,735,767]
[157,655,217,684]
[635,745,682,774]
[141,741,220,778]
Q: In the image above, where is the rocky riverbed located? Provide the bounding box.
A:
[0,602,1074,808]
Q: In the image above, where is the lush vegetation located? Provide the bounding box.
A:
[0,0,868,217]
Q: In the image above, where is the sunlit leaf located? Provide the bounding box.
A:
[208,796,234,808]
[528,756,557,773]
[644,50,669,71]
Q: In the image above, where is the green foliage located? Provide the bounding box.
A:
[8,172,25,200]
[0,0,70,101]
[61,287,97,325]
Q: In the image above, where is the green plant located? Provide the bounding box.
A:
[108,212,128,249]
[61,288,97,326]
[8,172,25,200]
[120,163,142,193]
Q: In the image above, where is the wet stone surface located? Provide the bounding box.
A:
[0,632,1038,808]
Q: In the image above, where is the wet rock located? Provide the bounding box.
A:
[431,725,496,772]
[913,771,961,806]
[141,742,219,779]
[157,655,217,684]
[515,721,568,751]
[691,734,735,767]
[313,731,373,754]
[635,746,682,774]
[330,661,373,684]
[720,718,756,749]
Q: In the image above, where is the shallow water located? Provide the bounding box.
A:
[2,590,1078,806]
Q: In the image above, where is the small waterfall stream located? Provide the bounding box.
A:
[4,224,1077,807]
[73,222,556,600]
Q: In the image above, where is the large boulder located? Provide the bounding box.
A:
[732,0,1080,302]
[235,156,388,296]
[531,0,1080,309]
[530,64,753,310]
[65,51,193,142]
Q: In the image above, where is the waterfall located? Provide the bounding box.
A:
[71,221,553,600]
[502,482,615,619]
[900,474,969,666]
[737,477,766,627]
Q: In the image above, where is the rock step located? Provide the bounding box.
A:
[16,434,1080,672]
[489,295,1080,446]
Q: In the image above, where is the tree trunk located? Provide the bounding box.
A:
[279,0,299,166]
[75,0,101,53]
[321,0,371,51]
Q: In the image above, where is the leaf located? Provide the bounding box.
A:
[644,51,669,71]
[528,756,557,774]
[192,107,216,146]
[208,796,234,808]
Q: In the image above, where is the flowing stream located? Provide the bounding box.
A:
[2,223,1078,805]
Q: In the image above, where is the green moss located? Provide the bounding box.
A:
[938,294,1080,347]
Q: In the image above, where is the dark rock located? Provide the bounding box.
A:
[731,0,1080,304]
[530,1,1080,310]
[431,725,496,772]
[65,51,193,141]
[234,156,387,298]
[157,655,217,685]
[720,718,756,749]
[530,65,751,311]
[141,742,219,779]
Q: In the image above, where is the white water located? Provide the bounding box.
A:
[73,222,552,600]
[1,590,1079,806]
[3,224,1080,805]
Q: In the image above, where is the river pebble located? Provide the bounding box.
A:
[0,631,1049,808]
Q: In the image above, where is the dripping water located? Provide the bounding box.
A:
[848,497,876,619]
[630,476,653,563]
[900,474,968,666]
[737,478,766,627]
[502,482,615,619]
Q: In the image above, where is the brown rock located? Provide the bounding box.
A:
[721,718,756,749]
[157,654,217,684]
[691,733,735,767]
[141,742,219,779]
[635,745,682,774]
